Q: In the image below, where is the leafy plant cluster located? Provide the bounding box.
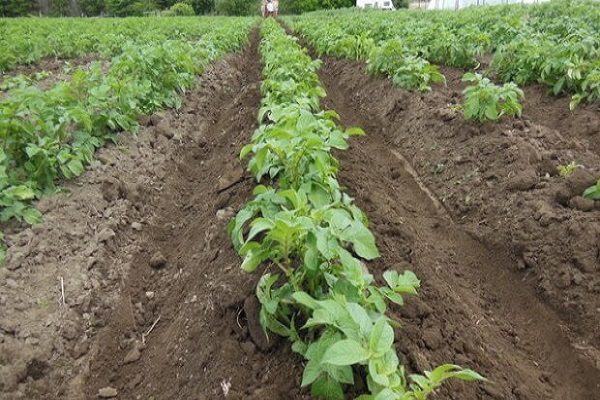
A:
[461,72,524,122]
[229,18,483,400]
[367,39,445,93]
[0,16,254,74]
[284,0,600,108]
[0,19,255,263]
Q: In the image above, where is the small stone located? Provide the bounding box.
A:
[216,207,235,221]
[97,228,116,243]
[569,196,595,212]
[523,253,537,269]
[190,295,197,303]
[138,115,151,127]
[98,387,118,398]
[422,328,443,350]
[5,279,18,289]
[217,166,244,192]
[507,172,537,191]
[240,341,256,356]
[6,250,26,271]
[131,222,143,231]
[145,291,155,300]
[149,252,167,269]
[124,345,141,364]
[150,113,165,126]
[72,339,89,359]
[156,120,174,139]
[127,373,143,390]
[97,154,115,166]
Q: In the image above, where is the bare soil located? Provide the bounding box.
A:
[1,29,599,400]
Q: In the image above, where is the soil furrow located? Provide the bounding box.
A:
[317,56,599,399]
[82,30,310,400]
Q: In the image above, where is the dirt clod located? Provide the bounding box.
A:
[149,252,168,269]
[569,196,595,212]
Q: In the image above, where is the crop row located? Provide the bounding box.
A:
[229,18,482,400]
[0,16,257,73]
[285,0,600,108]
[0,19,255,262]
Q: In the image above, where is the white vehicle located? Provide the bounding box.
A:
[356,0,396,10]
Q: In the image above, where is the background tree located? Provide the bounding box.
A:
[50,0,70,15]
[214,0,259,15]
[188,0,214,14]
[280,0,353,14]
[169,1,194,14]
[0,0,37,16]
[78,0,106,15]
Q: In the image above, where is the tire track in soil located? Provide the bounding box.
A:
[317,58,599,399]
[84,31,309,400]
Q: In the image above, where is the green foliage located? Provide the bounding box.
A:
[461,73,524,122]
[0,16,256,260]
[0,0,37,17]
[229,19,484,400]
[284,0,600,108]
[367,40,445,92]
[215,0,259,16]
[79,0,107,16]
[281,0,353,14]
[557,161,582,178]
[170,1,195,15]
[583,180,600,200]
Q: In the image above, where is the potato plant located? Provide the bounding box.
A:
[0,19,256,263]
[230,19,484,400]
[461,72,524,122]
[284,0,600,108]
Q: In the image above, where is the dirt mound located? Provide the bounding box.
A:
[81,30,309,400]
[318,55,599,399]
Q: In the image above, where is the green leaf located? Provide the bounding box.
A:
[346,127,365,136]
[292,291,320,310]
[10,185,37,201]
[369,318,395,356]
[322,339,370,366]
[66,159,85,177]
[311,375,344,400]
[241,248,265,273]
[302,359,322,387]
[341,223,380,260]
[22,206,43,225]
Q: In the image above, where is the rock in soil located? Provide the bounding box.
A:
[149,252,168,269]
[98,387,118,398]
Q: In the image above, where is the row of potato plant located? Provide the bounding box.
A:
[0,16,257,73]
[0,19,254,263]
[284,0,600,109]
[229,18,483,400]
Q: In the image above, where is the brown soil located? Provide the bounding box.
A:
[1,27,599,400]
[0,55,104,93]
[1,55,99,81]
[317,56,599,398]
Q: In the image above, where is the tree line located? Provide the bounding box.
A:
[0,0,360,17]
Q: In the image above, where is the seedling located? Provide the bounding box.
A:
[583,180,600,200]
[557,161,582,178]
